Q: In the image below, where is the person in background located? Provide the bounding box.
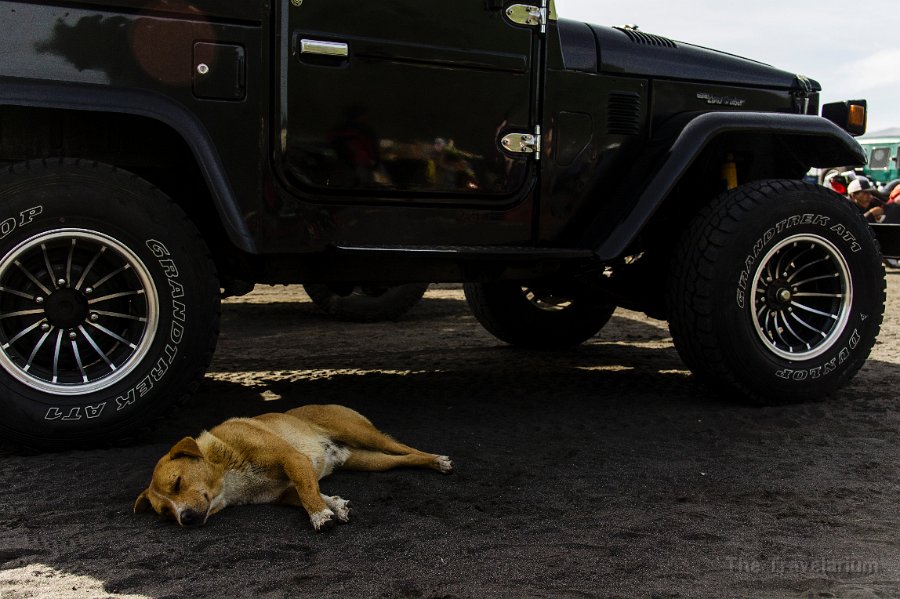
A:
[824,171,853,197]
[847,177,885,222]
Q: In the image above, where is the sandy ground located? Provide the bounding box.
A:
[1,274,898,599]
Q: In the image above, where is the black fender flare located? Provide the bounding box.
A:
[0,77,257,253]
[593,112,867,261]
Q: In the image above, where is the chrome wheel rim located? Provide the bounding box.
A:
[523,287,572,312]
[751,234,852,361]
[0,229,159,395]
[354,286,389,298]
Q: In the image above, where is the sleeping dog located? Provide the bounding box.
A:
[134,404,453,531]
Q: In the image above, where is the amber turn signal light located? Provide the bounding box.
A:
[848,104,866,130]
[822,100,868,137]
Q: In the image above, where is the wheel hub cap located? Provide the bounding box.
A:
[43,288,89,329]
[0,229,159,394]
[523,287,573,312]
[751,234,852,361]
[764,284,794,311]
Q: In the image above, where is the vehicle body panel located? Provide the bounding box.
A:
[0,0,268,252]
[589,24,818,91]
[275,0,537,201]
[0,2,870,270]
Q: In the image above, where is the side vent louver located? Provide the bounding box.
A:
[608,92,642,136]
[614,26,677,49]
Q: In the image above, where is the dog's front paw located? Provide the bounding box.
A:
[435,455,454,474]
[309,509,336,532]
[326,496,352,523]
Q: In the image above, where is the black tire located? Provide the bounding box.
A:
[0,159,219,450]
[668,179,885,403]
[463,281,615,349]
[303,283,429,322]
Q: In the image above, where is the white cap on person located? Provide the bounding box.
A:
[847,177,876,195]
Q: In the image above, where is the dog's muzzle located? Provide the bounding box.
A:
[178,509,204,527]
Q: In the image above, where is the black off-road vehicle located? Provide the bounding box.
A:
[0,0,894,448]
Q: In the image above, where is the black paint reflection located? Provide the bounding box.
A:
[328,105,381,187]
[35,9,212,87]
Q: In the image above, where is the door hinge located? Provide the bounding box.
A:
[501,125,542,160]
[505,2,549,33]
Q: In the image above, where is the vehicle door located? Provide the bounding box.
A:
[275,0,543,204]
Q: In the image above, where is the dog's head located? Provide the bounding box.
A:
[134,437,218,527]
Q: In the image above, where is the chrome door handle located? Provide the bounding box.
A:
[300,39,349,57]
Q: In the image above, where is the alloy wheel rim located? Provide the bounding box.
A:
[750,234,852,361]
[523,287,572,312]
[0,229,159,394]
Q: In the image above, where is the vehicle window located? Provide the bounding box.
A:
[869,146,892,169]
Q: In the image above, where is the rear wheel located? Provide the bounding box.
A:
[0,159,219,449]
[464,281,615,349]
[303,283,429,322]
[668,179,885,402]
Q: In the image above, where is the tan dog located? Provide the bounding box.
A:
[134,404,453,531]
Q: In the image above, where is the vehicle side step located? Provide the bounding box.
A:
[334,245,595,261]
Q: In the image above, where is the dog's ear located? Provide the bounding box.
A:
[134,489,152,514]
[169,436,203,460]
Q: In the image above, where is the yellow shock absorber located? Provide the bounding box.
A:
[721,154,738,190]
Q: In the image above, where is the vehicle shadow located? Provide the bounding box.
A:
[0,292,896,599]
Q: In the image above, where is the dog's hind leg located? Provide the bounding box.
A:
[291,405,446,460]
[290,405,453,473]
[343,449,453,474]
[289,405,410,451]
[337,428,453,473]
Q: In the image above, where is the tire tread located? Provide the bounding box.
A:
[668,179,885,403]
[0,159,220,451]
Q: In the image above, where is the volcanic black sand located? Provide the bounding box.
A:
[1,277,898,599]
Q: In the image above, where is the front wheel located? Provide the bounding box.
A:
[0,159,219,449]
[464,281,615,349]
[668,179,885,403]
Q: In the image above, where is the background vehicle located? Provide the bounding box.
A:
[858,129,900,192]
[0,0,892,448]
[820,129,900,195]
